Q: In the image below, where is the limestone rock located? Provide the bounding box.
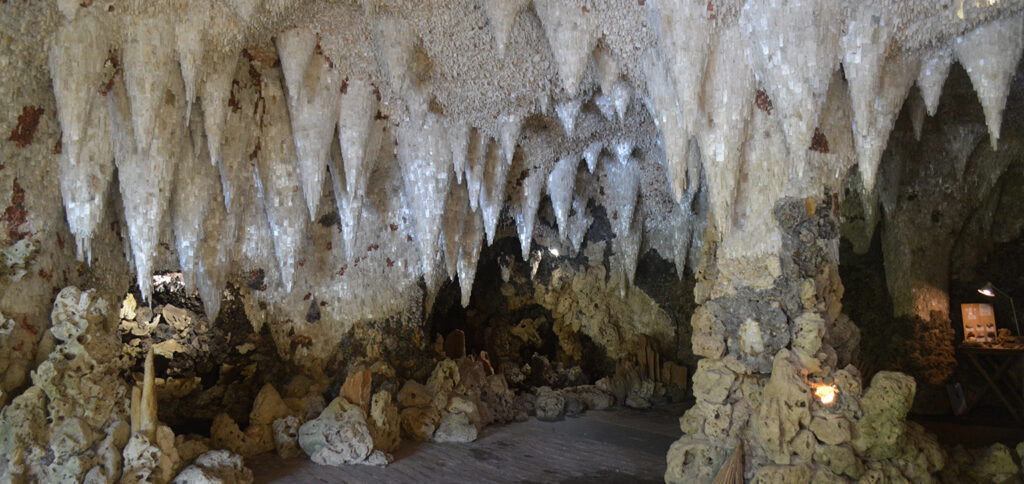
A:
[810,416,852,446]
[341,366,373,412]
[298,398,375,466]
[172,450,253,484]
[250,384,290,426]
[813,444,864,479]
[368,391,401,453]
[692,359,736,404]
[400,407,440,441]
[753,350,812,464]
[432,412,478,443]
[566,385,614,411]
[852,371,916,460]
[272,416,301,459]
[968,443,1018,484]
[535,387,565,421]
[426,359,460,411]
[665,438,727,484]
[397,380,434,409]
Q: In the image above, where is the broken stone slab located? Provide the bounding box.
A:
[298,398,375,466]
[341,366,373,412]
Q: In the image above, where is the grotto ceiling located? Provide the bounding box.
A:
[2,0,1024,482]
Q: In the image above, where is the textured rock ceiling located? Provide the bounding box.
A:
[3,0,1023,339]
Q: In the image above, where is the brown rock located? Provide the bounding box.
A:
[444,329,466,359]
[341,366,372,412]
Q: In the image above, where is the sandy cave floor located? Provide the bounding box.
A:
[250,405,685,483]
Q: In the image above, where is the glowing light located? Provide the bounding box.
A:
[549,248,560,257]
[979,288,995,297]
[813,384,838,405]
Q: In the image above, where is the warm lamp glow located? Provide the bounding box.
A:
[812,383,838,405]
[979,287,996,297]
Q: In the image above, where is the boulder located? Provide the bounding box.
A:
[298,398,375,466]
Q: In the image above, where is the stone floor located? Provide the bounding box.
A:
[251,405,684,483]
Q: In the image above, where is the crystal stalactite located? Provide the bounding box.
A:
[196,185,235,323]
[547,155,578,241]
[123,14,177,157]
[175,5,209,127]
[593,44,621,97]
[555,99,583,138]
[853,52,920,193]
[254,68,307,293]
[565,194,592,256]
[443,180,470,280]
[595,95,616,121]
[171,116,218,293]
[202,48,240,167]
[656,0,712,135]
[339,78,384,238]
[515,164,545,261]
[917,45,954,117]
[327,139,360,261]
[458,206,485,308]
[604,156,640,255]
[397,113,452,284]
[275,27,317,114]
[642,51,688,203]
[279,33,340,221]
[499,114,522,167]
[954,15,1024,150]
[50,15,114,263]
[742,0,841,167]
[110,68,185,303]
[466,130,488,213]
[217,66,256,215]
[583,142,602,173]
[482,0,530,58]
[533,0,600,96]
[448,122,470,183]
[701,25,754,235]
[611,81,631,124]
[480,138,510,246]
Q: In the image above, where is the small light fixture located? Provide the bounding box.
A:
[548,247,559,257]
[978,282,1020,336]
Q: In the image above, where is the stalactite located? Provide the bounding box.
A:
[171,117,217,293]
[338,78,384,240]
[50,15,114,263]
[515,163,545,261]
[642,51,688,204]
[917,44,954,117]
[954,14,1024,149]
[533,0,600,96]
[123,14,177,157]
[397,113,452,283]
[547,155,578,241]
[555,99,583,139]
[654,0,713,135]
[442,180,469,280]
[254,66,307,293]
[482,0,530,59]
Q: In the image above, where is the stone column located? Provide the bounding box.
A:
[666,195,943,482]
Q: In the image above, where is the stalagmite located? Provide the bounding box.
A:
[397,113,452,282]
[655,0,713,134]
[111,57,185,302]
[643,52,688,203]
[954,14,1024,149]
[700,25,754,234]
[742,0,841,161]
[547,155,578,239]
[255,67,307,293]
[533,0,600,96]
[130,386,142,435]
[122,14,177,156]
[482,0,530,58]
[448,122,470,183]
[140,349,157,440]
[917,45,953,117]
[556,99,583,138]
[339,78,384,234]
[515,165,545,261]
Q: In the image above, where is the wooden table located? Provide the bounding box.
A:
[959,344,1024,422]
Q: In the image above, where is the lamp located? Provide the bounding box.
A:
[978,282,1021,336]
